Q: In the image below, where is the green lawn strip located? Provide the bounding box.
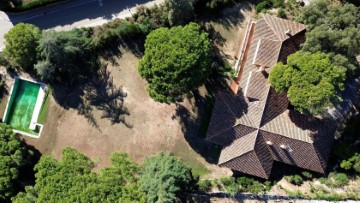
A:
[37,88,52,124]
[172,144,210,177]
[10,0,67,12]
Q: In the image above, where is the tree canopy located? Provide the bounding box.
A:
[340,153,360,174]
[0,124,32,201]
[35,28,98,85]
[13,148,145,203]
[138,22,210,103]
[297,0,360,74]
[4,23,41,70]
[269,51,346,115]
[166,0,195,26]
[140,152,196,203]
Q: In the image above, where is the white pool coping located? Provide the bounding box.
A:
[29,85,45,130]
[3,77,46,138]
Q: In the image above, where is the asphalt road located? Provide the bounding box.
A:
[0,0,163,50]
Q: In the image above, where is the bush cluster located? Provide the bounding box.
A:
[199,176,272,196]
[256,0,284,13]
[318,172,349,188]
[285,175,303,186]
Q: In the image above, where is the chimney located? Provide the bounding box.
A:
[266,141,273,145]
[256,66,265,72]
[285,29,292,36]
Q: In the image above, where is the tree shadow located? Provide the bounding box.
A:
[97,36,145,66]
[205,24,227,47]
[172,73,231,164]
[51,65,131,129]
[84,65,132,128]
[198,2,251,31]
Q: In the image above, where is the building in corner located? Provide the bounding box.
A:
[206,14,339,179]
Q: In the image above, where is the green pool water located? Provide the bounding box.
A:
[4,79,40,135]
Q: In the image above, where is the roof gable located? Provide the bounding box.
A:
[262,14,307,41]
[218,130,258,164]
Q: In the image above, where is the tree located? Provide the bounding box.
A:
[36,28,98,85]
[140,152,196,203]
[12,148,146,203]
[166,0,195,26]
[269,51,346,115]
[4,23,41,69]
[297,0,360,74]
[0,123,32,201]
[138,23,210,103]
[340,153,360,173]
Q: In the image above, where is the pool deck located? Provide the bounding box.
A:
[3,77,46,138]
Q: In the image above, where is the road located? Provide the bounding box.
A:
[0,0,164,50]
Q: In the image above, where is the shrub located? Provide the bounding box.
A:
[256,1,270,13]
[277,8,286,18]
[285,175,303,186]
[219,177,238,196]
[331,173,349,187]
[237,177,266,194]
[219,177,235,186]
[302,171,313,179]
[198,179,212,192]
[340,153,360,173]
[270,0,284,8]
[313,192,344,201]
[0,53,10,68]
[318,177,332,187]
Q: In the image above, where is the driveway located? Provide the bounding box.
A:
[0,0,165,51]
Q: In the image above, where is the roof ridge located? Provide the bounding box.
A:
[261,14,282,41]
[259,128,313,144]
[257,85,272,129]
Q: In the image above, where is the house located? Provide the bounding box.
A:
[206,14,338,179]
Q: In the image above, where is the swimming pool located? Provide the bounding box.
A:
[3,78,45,137]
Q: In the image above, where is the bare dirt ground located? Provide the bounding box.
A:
[0,0,254,181]
[201,2,256,66]
[5,47,229,178]
[17,2,258,179]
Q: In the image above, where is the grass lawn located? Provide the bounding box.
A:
[172,142,210,177]
[37,88,52,124]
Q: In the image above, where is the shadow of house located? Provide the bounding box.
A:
[172,73,232,164]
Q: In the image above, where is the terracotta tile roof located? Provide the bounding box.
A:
[206,15,339,179]
[259,130,325,173]
[244,71,270,101]
[220,150,272,179]
[252,39,282,67]
[260,110,314,143]
[262,14,307,41]
[218,130,258,164]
